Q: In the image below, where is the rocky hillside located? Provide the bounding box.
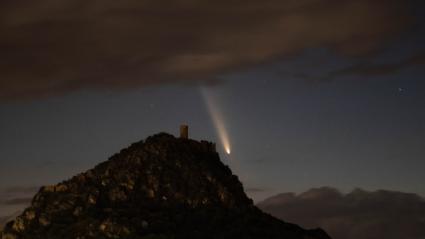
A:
[0,212,21,231]
[1,133,331,239]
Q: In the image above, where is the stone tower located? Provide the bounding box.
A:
[180,125,189,139]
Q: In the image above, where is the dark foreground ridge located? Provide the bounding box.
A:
[1,133,331,239]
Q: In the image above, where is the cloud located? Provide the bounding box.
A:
[246,187,267,193]
[1,197,33,206]
[1,186,39,195]
[314,52,425,82]
[0,186,39,204]
[0,0,414,100]
[0,186,38,218]
[257,187,425,239]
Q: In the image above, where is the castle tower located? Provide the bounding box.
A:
[180,125,189,139]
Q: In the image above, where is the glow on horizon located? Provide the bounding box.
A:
[201,88,231,155]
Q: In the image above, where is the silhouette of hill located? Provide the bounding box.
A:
[258,187,425,239]
[1,133,330,239]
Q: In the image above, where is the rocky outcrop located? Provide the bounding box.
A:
[1,133,331,239]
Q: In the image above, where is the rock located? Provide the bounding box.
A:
[38,216,50,227]
[141,220,149,229]
[1,133,331,239]
[1,234,16,239]
[0,212,21,232]
[11,219,24,233]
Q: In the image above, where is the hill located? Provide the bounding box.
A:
[1,133,330,239]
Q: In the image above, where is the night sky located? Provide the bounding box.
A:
[1,0,425,218]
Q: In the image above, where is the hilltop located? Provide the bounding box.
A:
[1,133,330,239]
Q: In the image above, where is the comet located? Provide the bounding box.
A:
[201,87,231,155]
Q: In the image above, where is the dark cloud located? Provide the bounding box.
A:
[0,0,414,100]
[0,186,38,218]
[315,52,425,82]
[246,187,267,193]
[1,186,39,194]
[1,197,32,206]
[258,187,425,239]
